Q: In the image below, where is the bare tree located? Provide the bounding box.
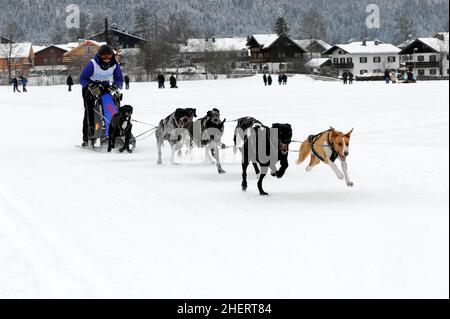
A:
[0,22,21,84]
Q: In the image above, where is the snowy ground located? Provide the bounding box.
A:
[0,75,448,298]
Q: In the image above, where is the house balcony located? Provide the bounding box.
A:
[332,62,354,69]
[406,61,440,68]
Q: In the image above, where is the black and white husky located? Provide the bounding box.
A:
[156,108,197,165]
[187,108,227,174]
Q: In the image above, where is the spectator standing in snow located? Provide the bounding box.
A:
[170,74,178,88]
[390,71,398,84]
[268,74,273,86]
[263,74,268,86]
[67,75,74,92]
[384,70,390,84]
[19,76,28,92]
[278,73,283,85]
[10,77,21,92]
[124,75,130,90]
[342,71,348,84]
[348,72,354,84]
[282,74,288,85]
[157,73,165,89]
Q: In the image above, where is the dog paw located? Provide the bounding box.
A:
[347,181,354,187]
[127,149,133,154]
[337,173,344,180]
[306,166,312,172]
[259,191,269,196]
[119,148,125,153]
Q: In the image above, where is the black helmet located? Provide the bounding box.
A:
[97,45,115,69]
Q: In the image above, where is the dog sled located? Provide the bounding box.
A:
[83,90,137,151]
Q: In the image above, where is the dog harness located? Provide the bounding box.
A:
[308,130,338,163]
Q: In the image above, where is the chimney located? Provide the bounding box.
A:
[362,38,367,46]
[212,37,216,43]
[374,39,379,46]
[105,18,110,44]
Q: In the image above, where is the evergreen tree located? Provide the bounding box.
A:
[274,17,290,36]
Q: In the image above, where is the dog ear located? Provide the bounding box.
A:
[345,128,354,138]
[330,127,339,138]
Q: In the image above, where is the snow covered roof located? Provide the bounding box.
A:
[324,41,401,55]
[0,42,33,58]
[417,38,448,53]
[180,37,248,53]
[400,34,449,54]
[294,39,332,51]
[89,29,146,42]
[306,58,331,68]
[63,40,108,56]
[251,34,279,48]
[32,45,47,53]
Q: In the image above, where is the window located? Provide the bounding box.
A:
[278,53,286,58]
[338,50,343,55]
[418,69,425,76]
[429,55,437,62]
[44,58,48,64]
[340,58,346,64]
[347,58,353,63]
[417,55,425,62]
[429,69,437,75]
[360,70,368,75]
[447,69,449,75]
[373,56,381,63]
[333,58,338,64]
[388,56,396,62]
[360,57,368,63]
[294,53,302,58]
[373,69,382,74]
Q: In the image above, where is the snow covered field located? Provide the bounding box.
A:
[0,75,448,298]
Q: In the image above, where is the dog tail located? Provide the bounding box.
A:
[296,140,310,165]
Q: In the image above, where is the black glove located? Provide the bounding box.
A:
[88,83,102,97]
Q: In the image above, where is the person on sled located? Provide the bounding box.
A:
[80,44,124,147]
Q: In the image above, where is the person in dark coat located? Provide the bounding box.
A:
[267,74,273,86]
[10,77,21,93]
[124,75,130,90]
[384,70,390,84]
[342,71,348,84]
[169,74,178,88]
[67,75,74,92]
[19,76,28,92]
[157,73,165,89]
[263,74,268,86]
[348,72,354,85]
[282,74,288,85]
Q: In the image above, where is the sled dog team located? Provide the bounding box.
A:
[81,45,354,195]
[148,107,354,196]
